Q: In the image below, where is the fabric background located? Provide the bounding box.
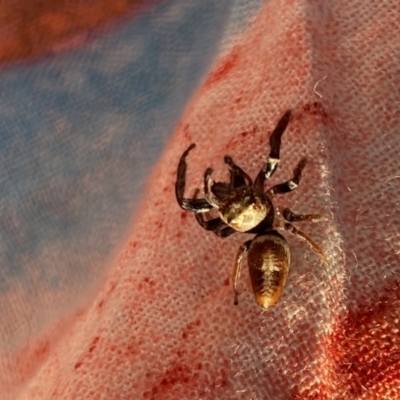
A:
[0,0,399,399]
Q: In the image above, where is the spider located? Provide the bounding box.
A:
[175,110,326,309]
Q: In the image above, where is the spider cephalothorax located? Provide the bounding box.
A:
[211,186,274,233]
[175,110,326,309]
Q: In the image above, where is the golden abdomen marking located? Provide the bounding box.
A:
[247,231,290,309]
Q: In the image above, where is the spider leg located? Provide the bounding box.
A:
[232,240,251,306]
[275,220,326,262]
[254,110,292,190]
[224,155,253,188]
[175,143,215,213]
[195,213,236,238]
[203,167,221,208]
[277,207,327,223]
[209,182,230,198]
[204,153,253,200]
[266,157,307,198]
[192,189,236,238]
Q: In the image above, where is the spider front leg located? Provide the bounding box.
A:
[224,155,252,188]
[275,220,326,262]
[192,189,236,238]
[175,143,215,213]
[266,157,307,198]
[276,207,327,223]
[254,110,292,190]
[210,156,252,198]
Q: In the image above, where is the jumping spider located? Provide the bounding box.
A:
[175,110,326,309]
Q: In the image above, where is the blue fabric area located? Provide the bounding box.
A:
[0,0,233,345]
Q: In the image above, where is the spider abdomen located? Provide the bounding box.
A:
[247,231,290,309]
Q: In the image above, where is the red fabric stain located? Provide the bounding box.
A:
[240,126,259,138]
[144,351,230,400]
[327,286,400,396]
[290,280,400,399]
[97,300,104,309]
[180,211,188,221]
[147,362,192,399]
[288,102,329,128]
[181,319,201,340]
[106,280,117,295]
[301,101,328,120]
[74,361,83,370]
[289,392,329,400]
[97,280,119,312]
[203,47,240,89]
[0,308,85,395]
[226,125,261,151]
[88,336,100,353]
[74,336,101,370]
[182,123,190,139]
[138,276,157,294]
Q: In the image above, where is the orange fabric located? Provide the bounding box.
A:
[0,0,150,63]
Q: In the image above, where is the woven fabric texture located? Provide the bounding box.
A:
[1,0,399,399]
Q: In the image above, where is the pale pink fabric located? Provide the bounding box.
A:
[7,0,400,398]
